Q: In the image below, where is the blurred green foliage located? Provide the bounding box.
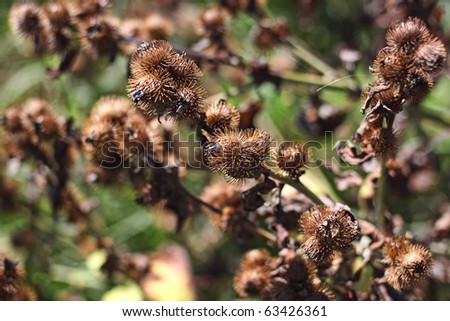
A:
[1,0,450,300]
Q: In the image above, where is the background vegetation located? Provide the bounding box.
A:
[1,0,450,300]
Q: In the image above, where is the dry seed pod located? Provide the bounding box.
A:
[9,2,54,52]
[233,249,273,298]
[413,39,447,75]
[383,235,432,290]
[198,7,230,38]
[201,181,245,233]
[0,256,23,300]
[372,47,410,85]
[82,96,150,168]
[273,141,310,180]
[205,99,240,135]
[357,118,397,158]
[2,98,62,159]
[44,1,73,53]
[21,98,61,141]
[72,0,110,20]
[203,129,272,183]
[78,14,119,60]
[165,85,207,122]
[127,40,206,122]
[299,205,360,263]
[145,13,173,40]
[385,17,430,54]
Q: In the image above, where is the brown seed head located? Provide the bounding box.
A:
[299,205,360,263]
[44,1,73,53]
[145,13,174,40]
[198,7,230,38]
[9,3,54,52]
[205,99,240,135]
[414,39,447,75]
[274,141,310,179]
[203,129,272,183]
[233,249,272,298]
[82,96,150,167]
[78,14,119,59]
[22,98,61,141]
[383,236,432,290]
[372,47,410,84]
[201,181,244,233]
[0,256,23,300]
[165,85,207,122]
[385,17,430,54]
[72,0,110,20]
[127,40,205,122]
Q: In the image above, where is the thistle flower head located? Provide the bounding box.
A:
[203,129,272,183]
[299,205,360,263]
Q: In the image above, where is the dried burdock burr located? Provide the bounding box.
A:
[299,205,360,263]
[233,249,273,298]
[201,180,245,233]
[272,141,310,180]
[72,0,110,21]
[165,85,207,123]
[385,17,434,54]
[0,255,23,300]
[127,40,206,122]
[22,98,61,141]
[44,1,73,54]
[355,115,397,158]
[145,13,174,40]
[77,14,120,61]
[361,17,446,115]
[81,96,151,168]
[204,99,240,135]
[254,17,289,51]
[413,39,447,75]
[203,128,272,183]
[9,2,54,52]
[198,7,230,40]
[2,98,62,159]
[383,235,432,290]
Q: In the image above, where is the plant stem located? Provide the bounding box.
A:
[280,70,358,92]
[181,186,277,243]
[286,37,337,76]
[270,173,324,205]
[375,156,387,230]
[243,223,277,243]
[180,186,222,215]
